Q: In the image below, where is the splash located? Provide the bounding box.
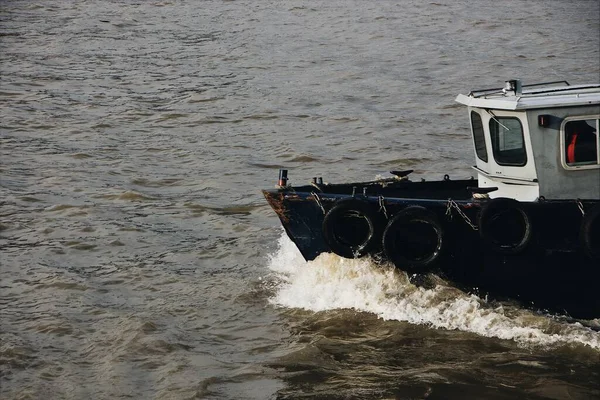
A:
[267,233,600,350]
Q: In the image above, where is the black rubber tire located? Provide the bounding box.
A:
[478,198,532,255]
[382,206,444,271]
[322,199,381,258]
[580,204,600,260]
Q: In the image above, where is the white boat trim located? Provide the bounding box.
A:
[456,83,600,111]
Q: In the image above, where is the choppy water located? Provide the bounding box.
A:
[1,0,599,399]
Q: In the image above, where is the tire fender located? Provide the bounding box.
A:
[478,197,532,255]
[581,204,600,260]
[382,205,444,271]
[322,199,381,258]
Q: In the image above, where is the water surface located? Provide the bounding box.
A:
[1,0,599,398]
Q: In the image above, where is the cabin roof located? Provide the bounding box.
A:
[455,81,600,110]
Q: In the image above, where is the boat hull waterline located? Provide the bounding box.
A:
[263,177,600,319]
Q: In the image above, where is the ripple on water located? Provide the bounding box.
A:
[97,191,156,201]
[184,202,262,216]
[131,178,182,187]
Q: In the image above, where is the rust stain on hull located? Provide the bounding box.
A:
[262,190,289,223]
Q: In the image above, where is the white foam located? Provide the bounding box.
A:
[267,233,600,350]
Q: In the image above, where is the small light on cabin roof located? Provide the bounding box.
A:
[503,79,522,96]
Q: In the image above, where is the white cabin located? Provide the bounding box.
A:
[455,80,600,201]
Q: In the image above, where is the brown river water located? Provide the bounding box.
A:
[1,1,599,399]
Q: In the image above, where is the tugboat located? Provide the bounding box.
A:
[263,80,600,319]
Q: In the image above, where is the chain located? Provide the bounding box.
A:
[311,192,326,215]
[378,195,388,219]
[576,199,585,216]
[446,198,478,230]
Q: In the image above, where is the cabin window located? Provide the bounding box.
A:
[470,111,488,162]
[489,117,527,166]
[562,118,599,168]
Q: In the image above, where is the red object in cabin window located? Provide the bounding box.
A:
[567,133,578,164]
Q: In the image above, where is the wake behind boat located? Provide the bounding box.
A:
[263,80,600,319]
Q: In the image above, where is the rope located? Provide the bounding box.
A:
[446,198,478,231]
[378,196,388,219]
[310,182,323,192]
[577,199,585,216]
[311,192,326,215]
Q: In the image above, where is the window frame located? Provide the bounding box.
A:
[489,116,527,167]
[470,111,488,162]
[560,116,600,171]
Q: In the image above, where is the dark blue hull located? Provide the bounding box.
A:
[263,178,600,319]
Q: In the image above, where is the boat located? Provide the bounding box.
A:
[262,80,600,319]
